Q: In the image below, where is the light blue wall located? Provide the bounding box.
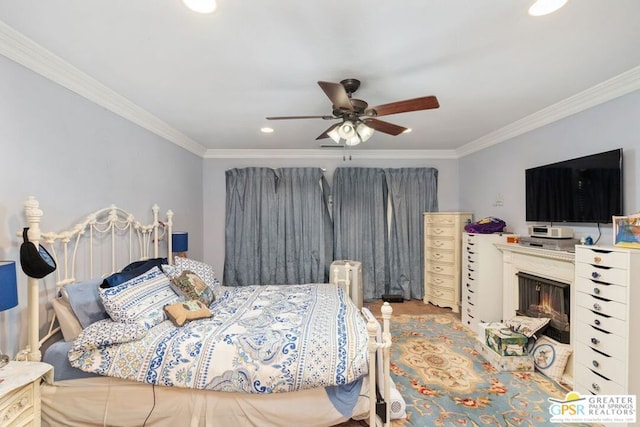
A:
[0,56,204,358]
[459,90,640,244]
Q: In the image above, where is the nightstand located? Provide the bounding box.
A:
[0,361,53,426]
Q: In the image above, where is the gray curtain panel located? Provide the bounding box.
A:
[224,167,331,286]
[275,168,333,284]
[333,167,388,301]
[384,167,438,300]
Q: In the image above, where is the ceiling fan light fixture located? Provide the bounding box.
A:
[327,127,341,144]
[338,121,356,139]
[356,122,374,142]
[528,0,568,16]
[182,0,218,14]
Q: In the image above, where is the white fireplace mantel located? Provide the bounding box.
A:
[496,243,577,387]
[495,243,575,320]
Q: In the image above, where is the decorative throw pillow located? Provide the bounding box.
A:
[99,266,181,329]
[173,257,221,292]
[532,336,572,382]
[504,316,550,338]
[169,270,215,307]
[164,300,213,327]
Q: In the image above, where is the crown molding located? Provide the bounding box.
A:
[0,20,207,158]
[2,18,638,161]
[456,65,640,158]
[203,148,459,160]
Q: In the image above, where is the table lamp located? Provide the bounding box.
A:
[0,261,18,368]
[172,232,189,258]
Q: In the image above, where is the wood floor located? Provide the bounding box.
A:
[364,299,461,317]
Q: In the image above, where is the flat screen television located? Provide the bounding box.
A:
[525,149,623,223]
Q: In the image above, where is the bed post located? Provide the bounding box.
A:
[166,209,174,264]
[24,196,43,361]
[366,315,378,427]
[381,302,393,426]
[367,301,393,427]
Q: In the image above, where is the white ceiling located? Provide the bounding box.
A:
[1,0,639,157]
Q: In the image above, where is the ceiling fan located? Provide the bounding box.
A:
[266,78,440,146]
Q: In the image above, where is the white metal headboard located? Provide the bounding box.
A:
[20,196,174,361]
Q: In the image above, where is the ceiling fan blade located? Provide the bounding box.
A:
[367,96,439,117]
[362,118,408,136]
[318,81,354,112]
[316,123,340,140]
[266,115,335,120]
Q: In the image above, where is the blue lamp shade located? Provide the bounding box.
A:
[172,232,189,253]
[0,261,18,312]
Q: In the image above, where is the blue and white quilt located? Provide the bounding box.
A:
[68,283,369,393]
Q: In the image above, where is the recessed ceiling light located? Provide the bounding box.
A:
[528,0,568,16]
[182,0,218,14]
[261,127,274,133]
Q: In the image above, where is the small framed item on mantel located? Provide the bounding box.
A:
[613,214,640,248]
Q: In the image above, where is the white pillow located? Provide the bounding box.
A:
[532,336,572,382]
[173,256,221,292]
[99,266,181,329]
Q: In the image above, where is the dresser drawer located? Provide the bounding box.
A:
[428,284,456,302]
[0,383,34,427]
[426,262,455,277]
[462,287,476,305]
[575,363,625,396]
[574,291,626,320]
[425,249,455,263]
[425,215,463,226]
[575,262,628,286]
[574,277,627,304]
[575,248,629,269]
[428,238,456,251]
[574,341,626,386]
[574,305,626,337]
[574,321,625,356]
[461,311,475,329]
[425,226,456,238]
[426,273,455,290]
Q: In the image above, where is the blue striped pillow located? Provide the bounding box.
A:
[99,266,181,329]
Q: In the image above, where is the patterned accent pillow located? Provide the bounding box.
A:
[504,316,550,338]
[169,270,215,307]
[173,256,221,292]
[99,266,181,329]
[164,300,212,327]
[532,336,572,382]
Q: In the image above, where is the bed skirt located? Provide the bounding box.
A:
[41,376,371,427]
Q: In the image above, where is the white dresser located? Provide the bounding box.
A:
[0,361,53,427]
[461,232,510,331]
[573,245,639,402]
[423,212,473,313]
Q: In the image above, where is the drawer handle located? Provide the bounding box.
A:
[593,303,602,311]
[466,283,470,288]
[434,253,443,259]
[467,295,471,300]
[434,241,443,247]
[434,266,443,272]
[593,256,602,264]
[592,360,600,368]
[594,319,601,326]
[434,278,443,284]
[591,271,601,279]
[592,383,600,392]
[593,287,601,295]
[591,337,600,345]
[434,228,444,234]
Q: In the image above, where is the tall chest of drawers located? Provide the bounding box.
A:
[423,212,473,313]
[573,245,639,402]
[461,232,509,331]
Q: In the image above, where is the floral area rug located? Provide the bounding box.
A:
[387,313,590,427]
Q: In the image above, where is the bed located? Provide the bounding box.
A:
[18,197,396,427]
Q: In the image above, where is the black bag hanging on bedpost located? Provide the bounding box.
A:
[20,227,56,279]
